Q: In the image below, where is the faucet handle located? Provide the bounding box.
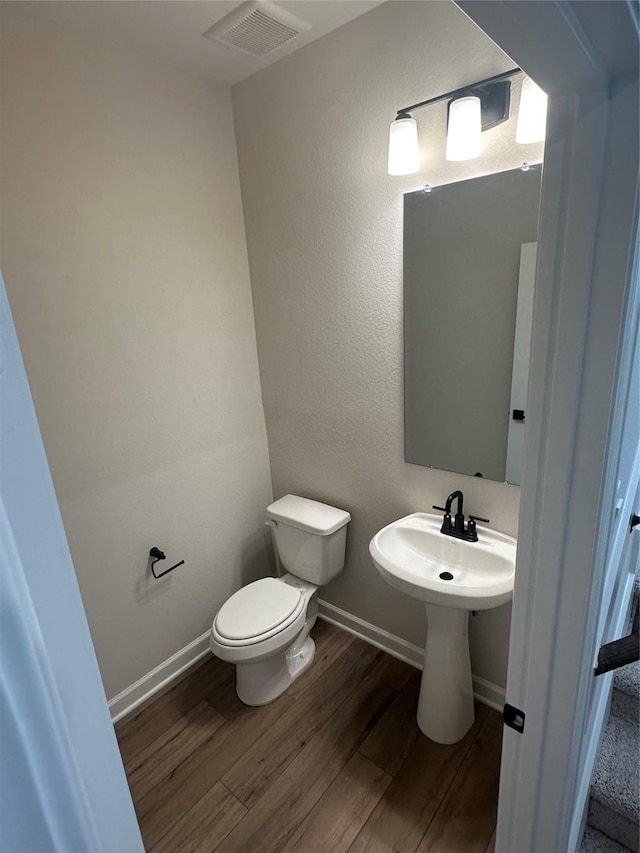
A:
[467,514,489,541]
[433,505,453,533]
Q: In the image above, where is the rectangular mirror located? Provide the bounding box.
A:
[404,166,541,483]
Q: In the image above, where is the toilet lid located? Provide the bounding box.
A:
[215,577,303,642]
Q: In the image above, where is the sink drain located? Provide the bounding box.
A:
[439,571,454,581]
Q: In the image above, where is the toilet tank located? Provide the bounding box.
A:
[266,495,350,585]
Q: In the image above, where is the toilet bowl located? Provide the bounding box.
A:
[210,574,319,705]
[210,495,350,705]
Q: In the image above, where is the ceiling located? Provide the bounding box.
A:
[25,0,385,86]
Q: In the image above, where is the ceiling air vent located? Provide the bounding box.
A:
[203,1,311,58]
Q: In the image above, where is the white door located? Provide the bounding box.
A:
[456,2,639,851]
[0,273,144,852]
[496,80,639,853]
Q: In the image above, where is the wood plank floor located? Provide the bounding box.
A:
[116,621,502,853]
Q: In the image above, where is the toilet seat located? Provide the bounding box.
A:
[213,577,305,647]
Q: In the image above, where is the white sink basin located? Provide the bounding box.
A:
[369,511,517,744]
[369,512,516,610]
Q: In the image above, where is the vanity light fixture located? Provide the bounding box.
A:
[516,76,548,144]
[445,95,482,162]
[388,68,548,175]
[388,114,420,175]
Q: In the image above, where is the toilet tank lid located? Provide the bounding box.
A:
[267,495,351,535]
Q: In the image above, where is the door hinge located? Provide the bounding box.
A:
[503,703,526,733]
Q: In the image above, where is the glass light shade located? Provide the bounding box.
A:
[388,116,420,176]
[516,77,548,144]
[446,96,482,162]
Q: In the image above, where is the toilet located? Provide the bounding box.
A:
[210,494,351,706]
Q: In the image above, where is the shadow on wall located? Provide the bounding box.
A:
[135,554,174,605]
[241,528,277,585]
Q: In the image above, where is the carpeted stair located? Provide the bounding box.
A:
[581,659,639,852]
[581,824,635,853]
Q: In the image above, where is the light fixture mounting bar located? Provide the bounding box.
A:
[395,67,521,119]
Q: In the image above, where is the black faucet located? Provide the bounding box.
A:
[433,490,490,542]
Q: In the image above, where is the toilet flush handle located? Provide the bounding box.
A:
[264,520,278,528]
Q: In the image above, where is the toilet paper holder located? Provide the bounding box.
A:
[149,547,185,579]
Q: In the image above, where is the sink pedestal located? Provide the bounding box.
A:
[370,512,516,743]
[417,603,475,744]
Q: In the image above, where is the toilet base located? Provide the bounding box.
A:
[236,637,316,705]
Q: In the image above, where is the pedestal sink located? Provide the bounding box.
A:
[369,512,516,744]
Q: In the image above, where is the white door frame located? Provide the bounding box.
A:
[456,2,639,851]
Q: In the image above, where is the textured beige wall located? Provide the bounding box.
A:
[0,4,273,699]
[234,1,544,688]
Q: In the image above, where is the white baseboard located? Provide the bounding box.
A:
[471,675,508,712]
[317,599,506,712]
[108,630,211,723]
[110,603,506,724]
[317,599,425,669]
